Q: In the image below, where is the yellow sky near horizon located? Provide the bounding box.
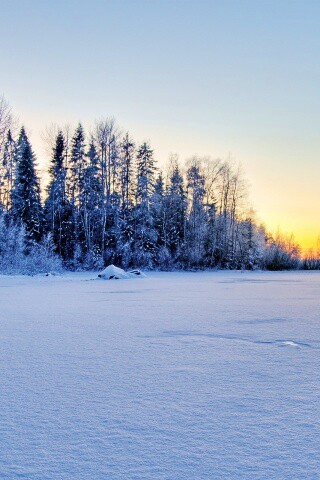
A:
[248,166,320,253]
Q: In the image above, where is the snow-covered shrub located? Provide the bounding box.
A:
[83,246,104,270]
[0,216,62,275]
[157,246,172,270]
[118,242,133,270]
[132,248,154,269]
[0,216,25,272]
[302,248,320,270]
[103,247,116,267]
[19,234,63,275]
[72,243,83,270]
[263,233,301,270]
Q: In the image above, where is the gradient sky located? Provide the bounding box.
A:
[1,0,319,249]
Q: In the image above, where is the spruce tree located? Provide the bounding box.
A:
[185,162,206,267]
[45,131,72,258]
[68,124,86,264]
[115,133,136,266]
[134,142,157,267]
[11,127,42,242]
[69,124,86,206]
[120,133,135,209]
[151,173,172,268]
[79,139,103,258]
[136,142,156,206]
[167,163,187,263]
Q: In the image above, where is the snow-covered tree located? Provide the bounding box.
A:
[119,132,135,209]
[45,131,73,258]
[0,129,16,208]
[79,139,104,259]
[133,142,158,267]
[11,127,42,242]
[166,161,187,263]
[0,96,13,155]
[136,142,156,206]
[185,159,207,266]
[69,123,86,206]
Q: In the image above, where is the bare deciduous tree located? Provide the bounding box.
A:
[0,96,13,154]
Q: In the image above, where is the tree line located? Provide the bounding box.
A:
[0,96,316,273]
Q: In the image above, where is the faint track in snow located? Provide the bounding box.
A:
[144,331,317,350]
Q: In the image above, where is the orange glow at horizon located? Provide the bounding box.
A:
[254,206,320,254]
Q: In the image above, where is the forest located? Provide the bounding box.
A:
[0,97,318,274]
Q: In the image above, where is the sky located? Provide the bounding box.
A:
[1,0,319,250]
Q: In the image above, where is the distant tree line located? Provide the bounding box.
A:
[0,96,316,273]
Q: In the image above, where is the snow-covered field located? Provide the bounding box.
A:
[1,271,320,479]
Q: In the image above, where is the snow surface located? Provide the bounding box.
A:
[1,270,320,479]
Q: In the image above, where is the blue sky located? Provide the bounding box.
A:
[1,0,320,248]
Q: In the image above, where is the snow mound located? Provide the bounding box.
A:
[98,265,146,280]
[127,269,146,278]
[98,265,129,279]
[279,340,300,348]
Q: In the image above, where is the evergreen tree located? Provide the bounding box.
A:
[133,142,157,267]
[237,216,263,269]
[79,139,104,259]
[185,162,207,267]
[45,131,72,258]
[110,135,120,196]
[151,173,172,269]
[67,124,86,264]
[69,124,86,206]
[166,163,187,263]
[120,133,135,209]
[203,203,217,267]
[11,127,42,242]
[115,133,136,267]
[136,142,156,206]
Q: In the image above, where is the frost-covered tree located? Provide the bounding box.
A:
[263,232,300,270]
[303,237,320,270]
[0,129,16,208]
[94,118,120,199]
[79,139,104,260]
[45,131,73,258]
[151,173,171,268]
[0,96,13,155]
[235,216,265,269]
[93,119,121,259]
[166,161,187,263]
[0,97,15,208]
[185,160,207,266]
[133,142,157,267]
[11,127,42,242]
[0,211,25,271]
[136,142,156,206]
[64,124,87,264]
[119,133,135,209]
[69,124,86,206]
[112,133,136,267]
